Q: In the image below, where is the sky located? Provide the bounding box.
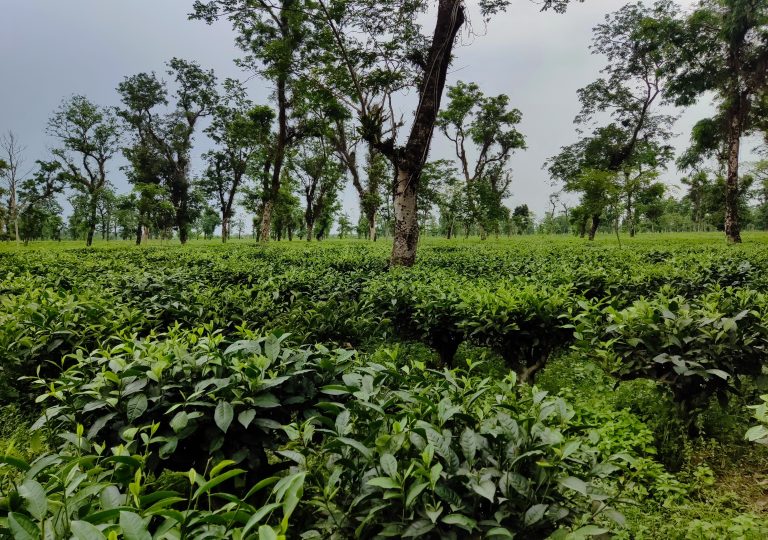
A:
[0,0,756,227]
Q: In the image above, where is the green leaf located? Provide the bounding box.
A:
[569,525,610,537]
[170,411,189,433]
[746,425,768,442]
[338,437,372,459]
[258,525,278,540]
[472,478,495,502]
[214,401,234,433]
[70,520,107,540]
[126,394,148,422]
[119,511,151,540]
[238,409,257,429]
[402,519,435,537]
[0,455,30,472]
[524,504,548,527]
[486,527,515,538]
[406,482,429,508]
[243,503,281,534]
[460,428,477,462]
[441,513,477,532]
[264,336,280,362]
[380,453,397,478]
[367,477,399,490]
[192,468,246,499]
[560,476,588,496]
[8,512,38,540]
[18,479,47,520]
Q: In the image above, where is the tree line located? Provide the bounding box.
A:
[1,0,767,264]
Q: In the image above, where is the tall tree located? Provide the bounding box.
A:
[201,80,274,242]
[664,0,768,242]
[48,95,122,246]
[437,81,526,238]
[192,0,311,243]
[293,135,345,242]
[118,58,218,244]
[0,131,29,242]
[548,0,676,240]
[16,160,65,244]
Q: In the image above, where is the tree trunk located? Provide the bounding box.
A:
[135,223,142,245]
[368,210,377,242]
[391,167,419,266]
[260,199,275,242]
[86,199,98,247]
[724,107,742,243]
[387,0,465,266]
[306,220,314,242]
[221,215,229,243]
[588,214,600,241]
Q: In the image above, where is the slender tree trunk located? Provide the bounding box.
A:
[86,198,98,247]
[724,106,742,243]
[626,185,635,238]
[588,214,600,241]
[367,209,377,242]
[260,74,289,242]
[388,0,465,266]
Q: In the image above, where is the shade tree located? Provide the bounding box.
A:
[118,58,218,244]
[437,81,525,238]
[200,80,274,242]
[47,95,123,246]
[663,0,768,243]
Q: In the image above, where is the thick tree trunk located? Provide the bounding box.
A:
[135,223,142,245]
[391,167,420,266]
[588,214,600,241]
[388,0,465,266]
[306,220,314,242]
[260,199,275,242]
[725,107,742,243]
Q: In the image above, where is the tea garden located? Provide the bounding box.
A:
[3,234,768,538]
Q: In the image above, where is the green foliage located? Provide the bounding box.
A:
[30,327,353,478]
[3,237,768,537]
[574,287,768,421]
[283,354,627,539]
[0,447,305,539]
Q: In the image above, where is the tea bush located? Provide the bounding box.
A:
[2,236,768,537]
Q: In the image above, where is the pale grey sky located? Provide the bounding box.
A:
[0,0,748,225]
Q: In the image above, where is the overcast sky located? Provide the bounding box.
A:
[0,0,753,225]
